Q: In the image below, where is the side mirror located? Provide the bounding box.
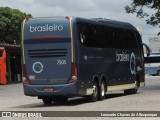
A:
[142,43,150,57]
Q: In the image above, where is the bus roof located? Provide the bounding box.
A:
[92,18,134,28]
[25,16,137,31]
[74,17,136,30]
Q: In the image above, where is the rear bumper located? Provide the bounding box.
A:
[23,82,79,97]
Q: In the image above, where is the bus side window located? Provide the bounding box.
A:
[114,29,129,49]
[93,25,103,48]
[104,27,115,48]
[78,23,98,48]
[90,25,115,48]
[78,23,88,46]
[135,31,144,56]
[129,31,138,50]
[80,34,85,43]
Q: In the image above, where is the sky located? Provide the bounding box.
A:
[0,0,159,44]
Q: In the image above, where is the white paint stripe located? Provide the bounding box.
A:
[107,84,135,92]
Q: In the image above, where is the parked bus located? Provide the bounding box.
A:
[145,53,160,76]
[22,16,148,104]
[0,47,7,85]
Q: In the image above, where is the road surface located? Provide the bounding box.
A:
[0,75,160,120]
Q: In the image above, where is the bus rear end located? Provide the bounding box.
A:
[0,47,7,85]
[22,17,78,104]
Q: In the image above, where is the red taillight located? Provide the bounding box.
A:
[65,16,70,19]
[25,18,30,22]
[22,64,30,84]
[67,63,78,84]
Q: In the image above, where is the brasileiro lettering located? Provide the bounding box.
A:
[30,24,63,32]
[116,52,130,62]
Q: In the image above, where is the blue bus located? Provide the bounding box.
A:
[145,53,160,76]
[21,16,148,104]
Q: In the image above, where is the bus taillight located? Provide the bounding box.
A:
[68,63,78,84]
[65,16,70,19]
[25,18,30,22]
[22,64,30,84]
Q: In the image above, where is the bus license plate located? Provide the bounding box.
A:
[43,87,54,92]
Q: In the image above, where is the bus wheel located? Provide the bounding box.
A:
[52,97,68,103]
[98,81,106,100]
[88,81,98,102]
[42,97,53,105]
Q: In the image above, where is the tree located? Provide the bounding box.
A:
[0,7,32,44]
[125,0,160,35]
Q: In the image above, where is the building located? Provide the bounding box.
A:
[0,43,21,84]
[149,36,160,53]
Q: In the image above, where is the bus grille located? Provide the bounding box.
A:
[28,49,67,58]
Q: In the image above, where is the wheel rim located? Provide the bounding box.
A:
[101,82,105,96]
[134,81,138,93]
[93,84,97,97]
[135,81,138,89]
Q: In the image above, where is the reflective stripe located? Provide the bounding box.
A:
[108,83,135,92]
[21,20,25,64]
[87,88,94,95]
[69,18,74,62]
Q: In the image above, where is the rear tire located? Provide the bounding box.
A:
[88,81,98,102]
[98,81,106,100]
[42,97,53,105]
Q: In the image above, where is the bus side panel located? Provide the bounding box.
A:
[0,49,7,85]
[78,46,135,87]
[75,21,141,95]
